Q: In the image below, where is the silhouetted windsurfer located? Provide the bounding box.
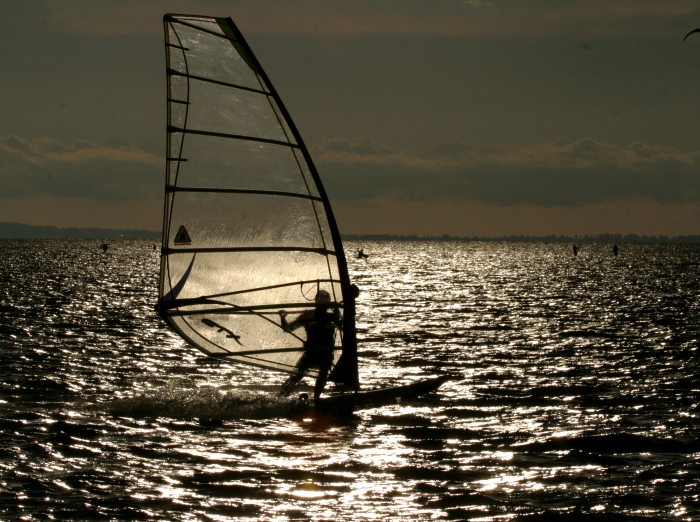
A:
[573,244,579,257]
[278,289,341,401]
[612,243,619,256]
[357,248,369,260]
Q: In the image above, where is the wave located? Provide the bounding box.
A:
[523,432,700,454]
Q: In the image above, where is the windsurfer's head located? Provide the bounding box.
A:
[314,289,331,303]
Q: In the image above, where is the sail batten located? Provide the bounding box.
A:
[160,14,358,388]
[163,246,335,255]
[167,68,271,96]
[164,298,345,312]
[160,277,342,304]
[168,125,299,148]
[166,186,324,202]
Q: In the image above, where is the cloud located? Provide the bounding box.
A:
[332,197,700,237]
[43,0,194,37]
[313,136,700,206]
[0,136,161,201]
[39,0,700,39]
[42,0,482,38]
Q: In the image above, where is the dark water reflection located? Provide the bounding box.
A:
[0,239,698,520]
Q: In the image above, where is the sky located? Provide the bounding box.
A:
[1,0,700,237]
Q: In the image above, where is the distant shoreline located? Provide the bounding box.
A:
[0,222,160,240]
[1,222,698,243]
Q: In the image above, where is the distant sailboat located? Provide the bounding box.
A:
[156,14,446,413]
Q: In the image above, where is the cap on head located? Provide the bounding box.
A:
[314,289,331,303]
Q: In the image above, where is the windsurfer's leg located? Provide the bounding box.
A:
[313,372,328,402]
[313,352,332,401]
[278,354,309,396]
[278,373,301,396]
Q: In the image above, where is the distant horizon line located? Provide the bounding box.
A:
[343,233,700,243]
[1,221,699,242]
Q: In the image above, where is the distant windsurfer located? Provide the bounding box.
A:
[357,248,369,260]
[573,243,579,257]
[612,243,619,256]
[278,289,341,401]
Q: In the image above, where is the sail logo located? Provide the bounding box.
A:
[174,225,192,245]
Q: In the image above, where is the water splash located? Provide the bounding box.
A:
[108,382,306,420]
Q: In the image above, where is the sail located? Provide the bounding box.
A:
[159,14,358,389]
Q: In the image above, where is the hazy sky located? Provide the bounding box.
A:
[1,0,700,236]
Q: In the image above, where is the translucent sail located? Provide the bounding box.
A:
[159,14,357,388]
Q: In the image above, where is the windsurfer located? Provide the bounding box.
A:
[278,289,341,400]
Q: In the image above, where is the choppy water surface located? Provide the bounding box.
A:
[0,239,698,520]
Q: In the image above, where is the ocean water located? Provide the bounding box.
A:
[0,239,698,521]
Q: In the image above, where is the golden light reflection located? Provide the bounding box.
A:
[353,433,414,469]
[52,480,72,491]
[550,430,581,439]
[491,451,514,461]
[177,448,234,461]
[477,470,541,493]
[289,486,328,499]
[274,481,334,500]
[157,485,186,500]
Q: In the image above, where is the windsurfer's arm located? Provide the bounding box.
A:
[279,310,289,331]
[279,310,305,332]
